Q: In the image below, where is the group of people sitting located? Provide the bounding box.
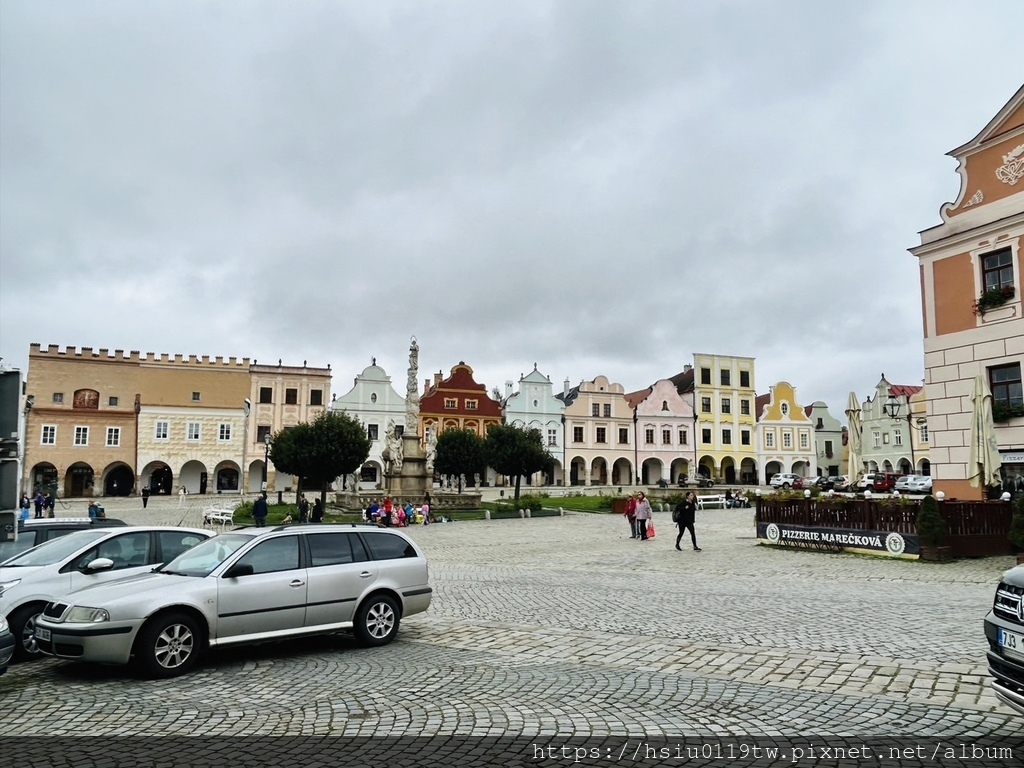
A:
[364,496,433,527]
[724,489,751,508]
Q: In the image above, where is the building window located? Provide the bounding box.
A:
[285,388,298,405]
[395,425,404,438]
[645,428,655,445]
[894,429,903,446]
[155,421,169,440]
[465,400,478,410]
[921,425,929,443]
[106,427,120,447]
[592,403,600,417]
[721,370,731,386]
[370,393,377,404]
[661,400,669,411]
[444,398,457,409]
[700,368,711,385]
[873,431,881,448]
[741,399,750,415]
[219,424,232,441]
[596,427,607,444]
[741,430,750,446]
[825,439,834,457]
[192,392,201,402]
[310,390,323,406]
[53,393,64,404]
[722,429,732,444]
[800,433,809,449]
[783,431,792,449]
[781,402,789,416]
[256,425,272,443]
[259,387,273,404]
[573,426,584,443]
[547,428,558,447]
[74,426,89,446]
[990,363,1023,413]
[618,428,629,444]
[816,417,824,429]
[701,428,711,444]
[740,371,750,388]
[679,429,688,445]
[368,424,379,441]
[701,397,711,413]
[603,403,611,418]
[765,432,775,449]
[187,422,202,441]
[109,396,119,407]
[41,425,56,445]
[721,398,731,414]
[662,429,672,445]
[982,247,1014,292]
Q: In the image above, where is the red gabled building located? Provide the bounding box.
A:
[419,362,503,440]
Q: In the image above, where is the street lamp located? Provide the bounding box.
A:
[692,411,699,483]
[882,393,916,472]
[263,432,271,492]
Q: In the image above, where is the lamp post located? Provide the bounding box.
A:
[883,394,916,472]
[242,399,250,495]
[692,411,699,483]
[263,432,271,492]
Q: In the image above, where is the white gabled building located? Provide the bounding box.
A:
[331,359,406,490]
[502,364,566,486]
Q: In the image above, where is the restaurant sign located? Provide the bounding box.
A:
[757,522,919,557]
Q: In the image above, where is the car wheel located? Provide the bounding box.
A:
[135,612,201,679]
[354,594,400,647]
[783,483,791,489]
[10,604,46,661]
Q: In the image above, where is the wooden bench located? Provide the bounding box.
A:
[696,495,728,510]
[203,507,236,525]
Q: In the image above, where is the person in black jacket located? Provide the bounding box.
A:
[253,492,269,527]
[674,492,701,552]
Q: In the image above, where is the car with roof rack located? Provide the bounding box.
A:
[984,564,1024,716]
[1,526,211,661]
[34,523,432,678]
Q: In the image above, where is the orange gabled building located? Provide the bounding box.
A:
[419,362,503,441]
[911,85,1024,499]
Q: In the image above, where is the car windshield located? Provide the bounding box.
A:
[1,530,110,567]
[158,533,255,577]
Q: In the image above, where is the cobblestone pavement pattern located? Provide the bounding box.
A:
[3,497,1021,747]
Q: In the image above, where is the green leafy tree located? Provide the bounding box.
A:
[484,424,553,504]
[435,428,486,493]
[269,411,371,507]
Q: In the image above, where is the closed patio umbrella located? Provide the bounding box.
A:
[845,391,862,482]
[968,375,1002,490]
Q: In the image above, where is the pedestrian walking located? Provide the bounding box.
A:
[634,492,653,541]
[624,493,638,538]
[253,491,269,527]
[673,491,701,551]
[141,486,150,508]
[19,495,31,521]
[44,492,55,518]
[34,491,44,519]
[311,497,324,523]
[178,486,186,507]
[298,494,310,524]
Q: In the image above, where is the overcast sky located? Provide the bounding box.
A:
[2,2,1022,418]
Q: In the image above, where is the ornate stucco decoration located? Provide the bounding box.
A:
[963,189,984,207]
[995,144,1024,186]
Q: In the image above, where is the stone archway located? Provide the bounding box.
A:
[65,462,95,497]
[102,463,135,496]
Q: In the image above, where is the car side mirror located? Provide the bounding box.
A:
[85,557,115,572]
[223,562,254,579]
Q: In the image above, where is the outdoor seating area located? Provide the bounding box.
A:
[696,495,727,510]
[202,506,236,526]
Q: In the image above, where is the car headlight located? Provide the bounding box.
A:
[66,606,110,623]
[0,616,8,633]
[0,578,22,597]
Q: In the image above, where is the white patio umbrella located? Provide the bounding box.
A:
[968,374,1003,489]
[845,391,862,481]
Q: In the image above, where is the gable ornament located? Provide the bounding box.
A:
[996,144,1024,186]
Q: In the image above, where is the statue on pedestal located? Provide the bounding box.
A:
[406,338,420,433]
[425,427,437,474]
[386,419,403,472]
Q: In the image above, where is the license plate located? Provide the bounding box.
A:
[35,628,50,642]
[999,627,1024,659]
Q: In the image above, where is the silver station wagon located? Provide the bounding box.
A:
[34,524,432,678]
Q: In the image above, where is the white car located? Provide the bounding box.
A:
[34,524,432,678]
[0,527,212,661]
[770,473,801,489]
[905,475,933,494]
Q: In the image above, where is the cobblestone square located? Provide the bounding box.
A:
[3,499,1021,756]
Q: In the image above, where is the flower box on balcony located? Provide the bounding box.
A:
[973,285,1015,315]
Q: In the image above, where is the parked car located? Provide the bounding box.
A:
[829,476,851,492]
[678,474,713,488]
[34,524,433,678]
[857,473,876,490]
[770,473,801,489]
[905,476,933,494]
[0,526,211,661]
[984,564,1024,716]
[0,517,127,563]
[872,472,906,493]
[894,475,915,492]
[0,616,13,675]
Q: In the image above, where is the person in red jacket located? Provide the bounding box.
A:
[625,493,638,538]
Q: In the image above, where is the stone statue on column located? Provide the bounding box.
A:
[386,419,403,472]
[406,337,420,434]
